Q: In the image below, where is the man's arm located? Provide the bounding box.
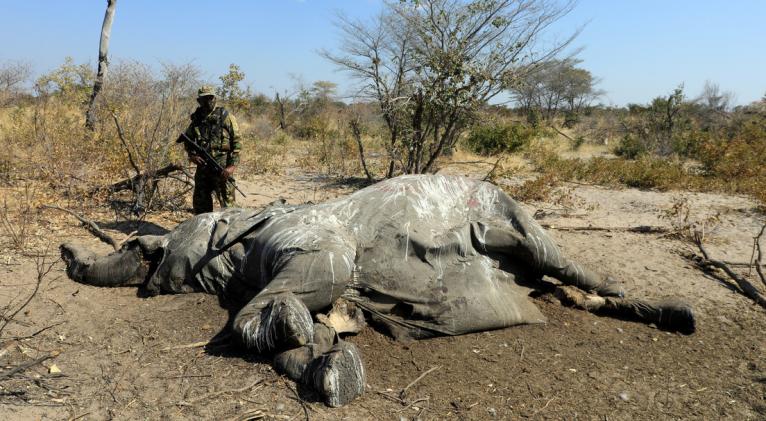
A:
[223,112,241,176]
[180,121,205,165]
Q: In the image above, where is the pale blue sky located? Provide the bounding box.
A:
[2,0,764,106]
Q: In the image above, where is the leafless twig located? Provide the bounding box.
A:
[0,252,55,337]
[0,352,58,381]
[693,231,766,309]
[400,365,440,400]
[752,224,766,289]
[540,224,669,234]
[482,156,505,182]
[177,379,262,407]
[42,205,118,250]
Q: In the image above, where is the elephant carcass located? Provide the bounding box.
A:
[61,175,695,407]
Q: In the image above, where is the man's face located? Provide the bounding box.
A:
[198,95,216,112]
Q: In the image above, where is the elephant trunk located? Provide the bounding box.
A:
[60,242,148,287]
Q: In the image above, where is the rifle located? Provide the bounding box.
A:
[177,132,246,197]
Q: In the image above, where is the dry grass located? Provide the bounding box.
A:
[494,140,766,208]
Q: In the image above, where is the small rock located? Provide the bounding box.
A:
[487,407,497,417]
[48,364,61,374]
[618,392,630,401]
[275,403,285,412]
[616,327,624,333]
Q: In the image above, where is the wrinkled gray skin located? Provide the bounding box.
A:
[60,175,694,407]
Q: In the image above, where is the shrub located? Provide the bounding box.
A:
[465,122,539,156]
[614,133,648,159]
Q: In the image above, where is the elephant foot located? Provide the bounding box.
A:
[272,323,334,379]
[273,324,365,407]
[594,276,625,298]
[303,341,365,407]
[603,297,696,334]
[239,294,314,353]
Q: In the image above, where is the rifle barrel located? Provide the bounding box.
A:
[179,133,247,198]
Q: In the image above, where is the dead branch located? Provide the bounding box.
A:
[4,321,67,342]
[753,224,766,289]
[42,205,118,250]
[395,397,429,413]
[540,224,669,234]
[161,340,209,352]
[0,253,55,337]
[349,117,374,183]
[400,365,440,400]
[229,409,266,421]
[482,156,505,182]
[550,125,575,142]
[693,232,766,309]
[161,333,231,351]
[286,382,310,421]
[97,163,184,194]
[0,352,58,381]
[111,111,141,176]
[177,379,262,407]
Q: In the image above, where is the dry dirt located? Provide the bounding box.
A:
[1,168,765,420]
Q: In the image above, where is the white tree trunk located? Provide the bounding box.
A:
[86,0,117,130]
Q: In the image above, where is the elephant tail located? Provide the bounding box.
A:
[60,242,148,287]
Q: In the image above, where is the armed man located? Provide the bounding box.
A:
[178,85,242,214]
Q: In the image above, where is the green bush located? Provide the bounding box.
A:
[465,122,538,156]
[614,134,648,159]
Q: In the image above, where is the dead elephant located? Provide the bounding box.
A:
[60,175,695,407]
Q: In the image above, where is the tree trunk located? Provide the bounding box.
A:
[275,92,287,130]
[349,118,374,183]
[85,0,117,130]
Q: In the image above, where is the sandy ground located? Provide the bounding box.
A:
[0,168,764,420]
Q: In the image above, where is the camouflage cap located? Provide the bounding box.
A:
[197,85,217,98]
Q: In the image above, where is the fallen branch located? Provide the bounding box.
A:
[550,125,575,142]
[229,409,266,421]
[286,382,310,421]
[161,333,231,351]
[161,341,209,352]
[177,379,262,407]
[400,365,440,400]
[395,396,429,413]
[693,233,766,309]
[42,205,118,250]
[0,253,55,337]
[0,352,58,381]
[540,224,668,234]
[753,224,766,289]
[97,163,185,194]
[482,156,505,182]
[4,321,67,341]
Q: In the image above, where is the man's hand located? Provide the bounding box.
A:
[190,155,205,166]
[222,165,236,179]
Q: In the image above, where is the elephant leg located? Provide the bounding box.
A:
[233,292,315,354]
[555,286,695,334]
[474,221,624,297]
[233,248,354,354]
[274,323,366,407]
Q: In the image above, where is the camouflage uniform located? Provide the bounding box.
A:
[183,86,242,214]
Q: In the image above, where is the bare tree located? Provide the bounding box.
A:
[323,0,578,175]
[0,60,32,105]
[509,58,600,124]
[86,0,117,130]
[695,81,734,113]
[98,60,200,216]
